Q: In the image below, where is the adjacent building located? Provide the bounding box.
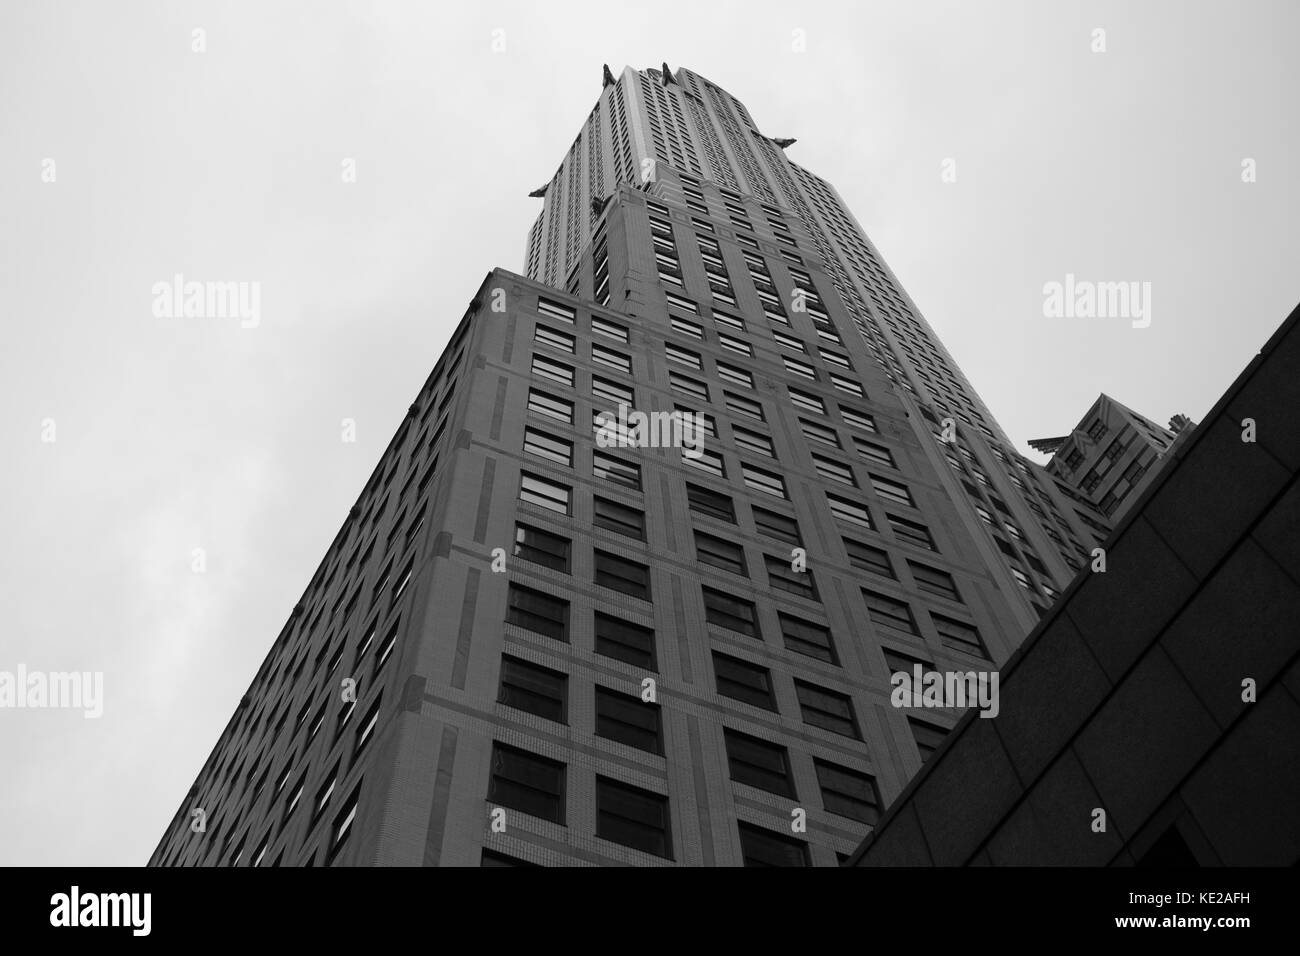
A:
[1030,394,1194,523]
[850,304,1300,866]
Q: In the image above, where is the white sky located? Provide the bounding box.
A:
[1,0,1296,865]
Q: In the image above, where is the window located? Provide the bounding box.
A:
[718,332,752,356]
[788,387,825,414]
[487,743,565,824]
[594,612,656,669]
[732,426,775,458]
[854,439,896,469]
[669,372,709,401]
[779,613,837,664]
[813,454,857,487]
[712,310,745,332]
[592,375,634,407]
[480,849,538,867]
[783,356,817,380]
[695,531,747,575]
[814,760,880,824]
[594,550,651,600]
[592,344,632,374]
[724,391,765,421]
[327,782,362,863]
[596,777,671,858]
[533,325,575,353]
[498,656,567,723]
[716,362,753,388]
[737,822,810,867]
[665,291,699,316]
[766,554,817,600]
[827,493,873,529]
[742,464,787,499]
[800,419,840,447]
[887,513,936,551]
[795,680,859,738]
[702,587,759,637]
[523,428,573,466]
[528,389,572,424]
[595,687,662,755]
[830,374,864,396]
[531,354,574,387]
[687,482,735,521]
[670,317,704,339]
[666,342,703,369]
[909,718,948,763]
[840,406,877,433]
[821,349,852,371]
[712,651,777,711]
[593,452,641,490]
[772,329,806,353]
[536,297,575,323]
[884,647,935,678]
[752,507,799,545]
[723,729,796,797]
[862,589,920,636]
[373,618,399,674]
[519,473,570,515]
[870,475,914,507]
[505,584,568,642]
[684,447,726,477]
[312,762,340,826]
[909,562,961,602]
[593,496,645,540]
[353,694,382,758]
[592,316,628,342]
[845,538,894,578]
[675,404,717,437]
[932,613,988,658]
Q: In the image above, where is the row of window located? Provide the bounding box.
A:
[485,737,879,863]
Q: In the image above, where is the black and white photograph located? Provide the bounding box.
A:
[1,0,1296,940]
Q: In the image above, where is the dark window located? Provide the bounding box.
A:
[481,849,540,867]
[703,587,759,637]
[687,483,735,522]
[594,612,656,670]
[887,513,936,551]
[883,648,934,677]
[596,777,672,859]
[594,687,662,755]
[513,524,571,572]
[695,531,747,576]
[932,613,987,658]
[327,781,361,863]
[814,760,880,824]
[752,507,800,545]
[712,652,777,712]
[593,496,645,540]
[862,589,919,636]
[909,718,948,763]
[487,743,565,824]
[795,680,860,739]
[765,554,817,600]
[594,550,651,600]
[908,561,961,602]
[505,584,568,642]
[498,656,567,723]
[737,822,809,867]
[779,613,838,664]
[845,538,894,578]
[723,729,795,797]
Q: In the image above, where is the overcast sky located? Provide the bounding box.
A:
[1,0,1296,866]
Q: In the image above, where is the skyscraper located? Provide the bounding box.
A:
[151,66,1123,867]
[1030,394,1193,523]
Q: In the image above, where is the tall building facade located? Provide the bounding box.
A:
[152,66,1122,868]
